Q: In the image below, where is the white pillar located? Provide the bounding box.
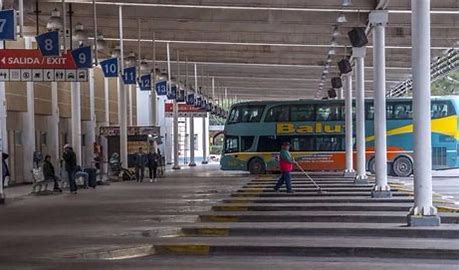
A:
[104,77,110,125]
[0,40,5,202]
[408,0,440,226]
[71,82,82,165]
[168,43,180,170]
[50,82,60,169]
[343,73,355,177]
[370,10,391,198]
[189,64,197,167]
[128,85,133,126]
[88,68,96,165]
[23,37,36,181]
[201,115,208,164]
[353,47,368,184]
[118,78,128,167]
[102,77,110,177]
[150,88,157,126]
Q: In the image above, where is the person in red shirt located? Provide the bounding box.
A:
[274,142,294,193]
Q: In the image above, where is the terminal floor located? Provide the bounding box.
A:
[1,165,459,269]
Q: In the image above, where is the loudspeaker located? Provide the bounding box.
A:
[328,88,337,99]
[331,77,342,89]
[338,59,352,74]
[348,27,368,48]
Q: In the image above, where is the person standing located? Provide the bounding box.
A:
[134,147,147,182]
[43,155,62,192]
[147,150,159,182]
[274,142,295,193]
[62,145,78,194]
[2,153,10,188]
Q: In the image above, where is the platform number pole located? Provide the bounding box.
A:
[343,73,355,178]
[189,64,197,167]
[118,5,128,166]
[170,43,180,170]
[0,39,4,203]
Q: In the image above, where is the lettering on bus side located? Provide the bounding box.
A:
[276,123,344,135]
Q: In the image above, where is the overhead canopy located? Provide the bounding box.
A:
[20,0,459,100]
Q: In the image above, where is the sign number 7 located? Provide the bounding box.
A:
[0,19,6,33]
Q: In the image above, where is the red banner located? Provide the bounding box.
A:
[165,103,207,113]
[0,49,77,69]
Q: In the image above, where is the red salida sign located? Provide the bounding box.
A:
[0,49,77,69]
[165,103,207,113]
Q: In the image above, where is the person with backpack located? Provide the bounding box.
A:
[147,150,160,182]
[273,142,295,193]
[62,145,78,194]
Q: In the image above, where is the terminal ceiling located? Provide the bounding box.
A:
[18,0,459,100]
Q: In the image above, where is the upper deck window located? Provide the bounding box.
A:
[228,105,265,124]
[265,106,290,122]
[316,104,343,121]
[431,101,455,119]
[291,105,315,122]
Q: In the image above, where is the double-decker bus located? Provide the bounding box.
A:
[220,97,459,177]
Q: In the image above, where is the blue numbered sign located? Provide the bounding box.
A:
[0,10,17,40]
[138,74,151,91]
[167,84,177,100]
[71,46,92,68]
[100,58,118,77]
[35,31,59,56]
[186,93,195,105]
[122,67,136,84]
[155,80,167,96]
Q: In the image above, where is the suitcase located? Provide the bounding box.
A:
[84,168,97,188]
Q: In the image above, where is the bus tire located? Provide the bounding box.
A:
[392,156,413,177]
[368,157,376,175]
[248,158,266,175]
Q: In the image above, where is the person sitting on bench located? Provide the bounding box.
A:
[43,155,62,192]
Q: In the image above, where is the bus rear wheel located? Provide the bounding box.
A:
[368,158,376,175]
[392,156,413,177]
[248,158,266,175]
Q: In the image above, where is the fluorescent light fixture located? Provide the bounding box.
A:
[337,13,347,23]
[46,8,63,31]
[329,49,336,55]
[341,0,352,7]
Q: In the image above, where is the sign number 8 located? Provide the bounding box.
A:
[44,39,53,51]
[78,53,86,64]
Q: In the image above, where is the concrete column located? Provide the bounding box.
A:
[189,64,197,167]
[343,73,355,177]
[353,47,368,184]
[408,0,440,227]
[370,10,391,198]
[50,82,60,170]
[23,37,36,181]
[0,40,5,202]
[118,77,128,167]
[71,82,82,165]
[88,68,97,165]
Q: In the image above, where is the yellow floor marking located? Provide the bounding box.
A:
[159,245,210,255]
[437,206,459,213]
[197,228,230,236]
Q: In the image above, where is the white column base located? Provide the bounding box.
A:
[371,186,392,198]
[172,165,181,170]
[343,170,356,178]
[354,173,369,185]
[407,214,441,227]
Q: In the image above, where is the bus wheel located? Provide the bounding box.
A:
[248,158,266,175]
[368,158,376,175]
[392,156,413,177]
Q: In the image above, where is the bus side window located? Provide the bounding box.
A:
[257,136,281,152]
[432,102,453,119]
[241,136,255,151]
[291,105,315,122]
[386,104,394,119]
[316,105,341,121]
[265,106,290,122]
[228,107,240,124]
[224,136,239,153]
[393,103,412,119]
[366,103,375,120]
[316,136,344,151]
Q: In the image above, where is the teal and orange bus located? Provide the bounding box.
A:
[220,97,459,177]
